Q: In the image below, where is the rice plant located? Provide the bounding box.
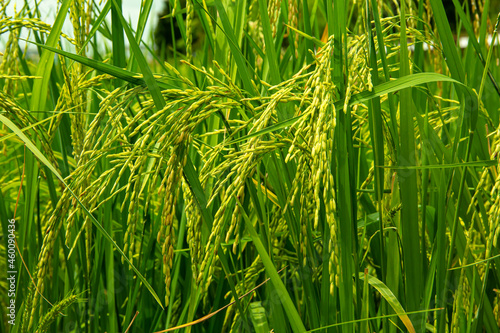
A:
[1,0,500,332]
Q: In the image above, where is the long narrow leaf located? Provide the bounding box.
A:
[0,114,164,308]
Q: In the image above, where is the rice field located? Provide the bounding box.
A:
[1,0,500,332]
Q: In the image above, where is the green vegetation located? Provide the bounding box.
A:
[1,0,500,332]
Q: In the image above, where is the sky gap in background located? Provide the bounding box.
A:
[2,0,164,52]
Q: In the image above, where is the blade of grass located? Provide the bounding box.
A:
[238,199,307,333]
[30,0,71,113]
[25,40,178,90]
[398,1,423,327]
[450,0,500,97]
[0,114,164,309]
[110,0,165,110]
[361,269,370,333]
[335,109,356,333]
[382,160,497,169]
[358,273,416,333]
[308,308,440,332]
[256,0,281,85]
[211,0,258,95]
[429,0,465,83]
[111,0,126,81]
[21,1,72,307]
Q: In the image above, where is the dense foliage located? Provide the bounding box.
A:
[1,0,500,332]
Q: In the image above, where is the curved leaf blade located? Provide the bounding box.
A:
[359,272,416,333]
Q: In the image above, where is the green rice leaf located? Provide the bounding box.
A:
[359,272,416,333]
[0,114,164,309]
[30,0,71,112]
[26,40,177,90]
[238,199,307,333]
[111,0,165,109]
